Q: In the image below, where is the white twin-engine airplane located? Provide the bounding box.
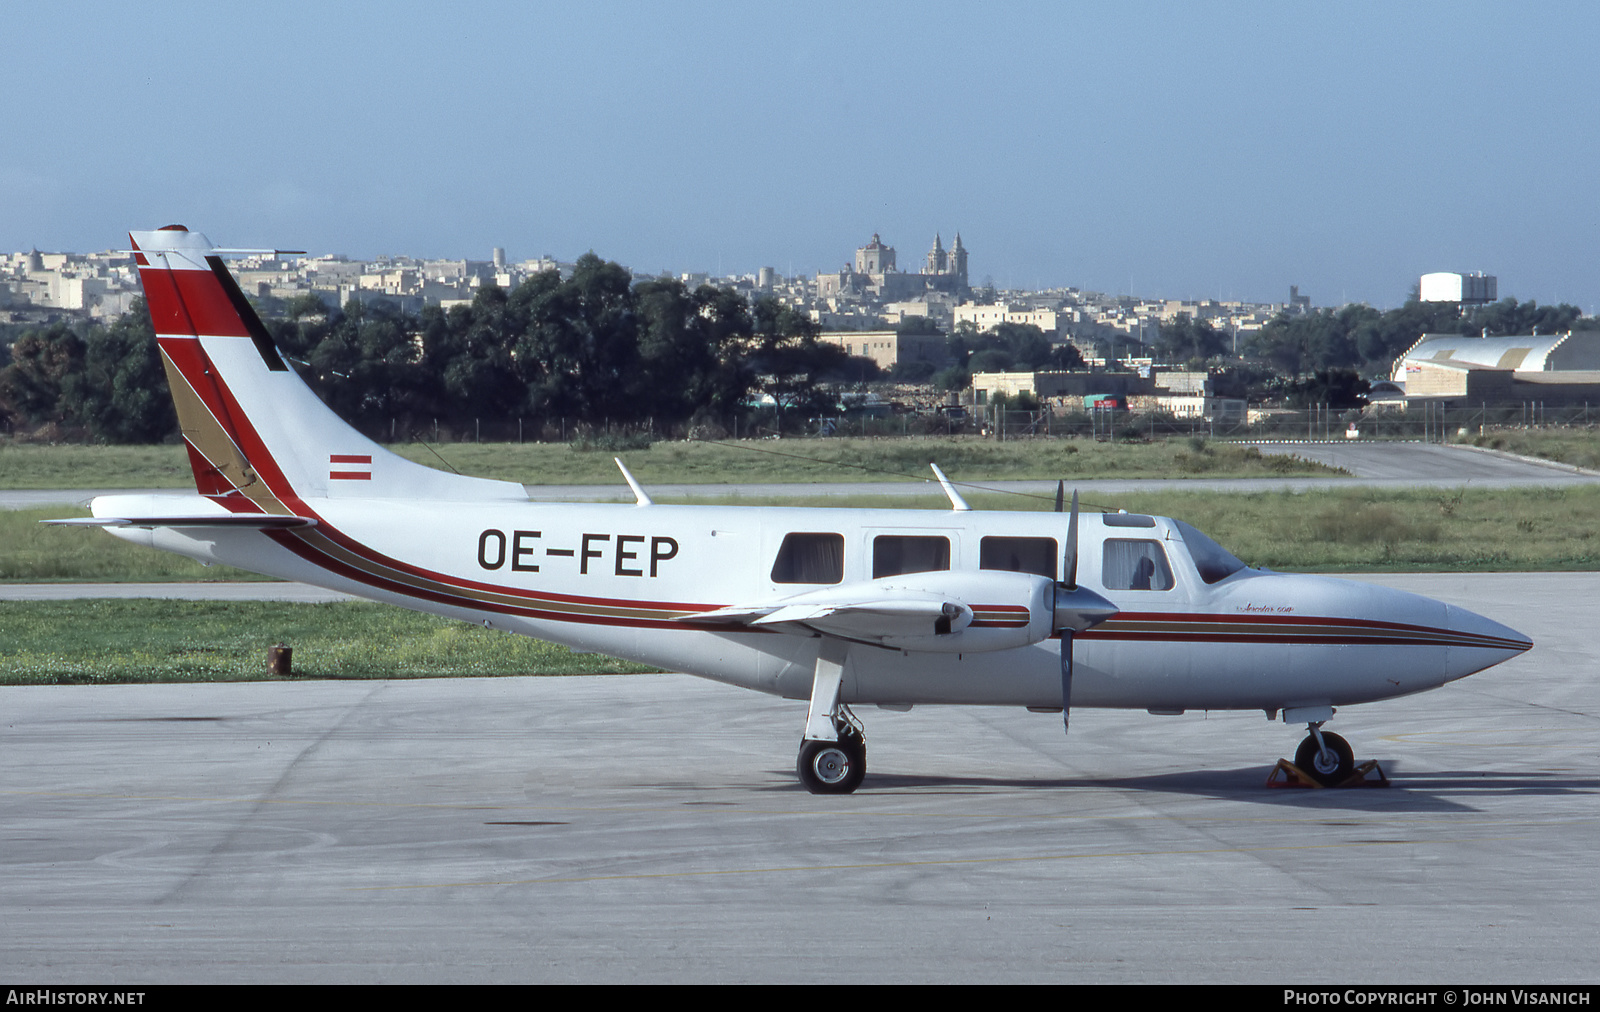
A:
[52,226,1533,793]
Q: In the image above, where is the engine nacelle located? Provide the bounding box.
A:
[759,569,1060,654]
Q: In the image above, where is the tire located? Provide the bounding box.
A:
[1295,731,1355,786]
[797,735,865,794]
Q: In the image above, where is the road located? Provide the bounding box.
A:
[1,572,1596,983]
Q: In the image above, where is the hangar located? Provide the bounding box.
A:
[1391,331,1600,407]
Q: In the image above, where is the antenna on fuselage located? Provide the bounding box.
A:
[929,463,970,511]
[614,458,653,506]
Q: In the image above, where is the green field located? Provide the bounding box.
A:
[8,483,1600,584]
[1459,429,1600,471]
[0,435,1333,489]
[0,599,653,685]
[3,429,1593,490]
[5,434,1596,685]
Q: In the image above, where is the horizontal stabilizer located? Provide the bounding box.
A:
[44,515,317,530]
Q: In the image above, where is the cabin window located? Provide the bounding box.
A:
[872,535,950,578]
[980,536,1057,580]
[1102,539,1174,591]
[770,532,845,584]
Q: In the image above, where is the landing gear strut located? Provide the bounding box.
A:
[1294,722,1354,786]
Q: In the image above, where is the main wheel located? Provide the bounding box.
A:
[797,735,865,795]
[1295,731,1354,786]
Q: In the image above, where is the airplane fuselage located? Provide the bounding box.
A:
[92,491,1527,714]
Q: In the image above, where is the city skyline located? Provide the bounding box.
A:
[5,2,1597,312]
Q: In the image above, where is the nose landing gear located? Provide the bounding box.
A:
[1269,721,1387,788]
[1295,724,1354,785]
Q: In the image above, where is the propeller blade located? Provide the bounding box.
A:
[1064,489,1079,590]
[1060,629,1074,734]
[1054,480,1064,513]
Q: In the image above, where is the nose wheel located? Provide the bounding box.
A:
[1294,725,1354,786]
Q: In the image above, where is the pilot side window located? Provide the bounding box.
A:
[872,535,950,578]
[1102,539,1174,591]
[980,536,1057,580]
[770,532,845,584]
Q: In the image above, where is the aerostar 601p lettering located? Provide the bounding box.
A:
[48,227,1533,794]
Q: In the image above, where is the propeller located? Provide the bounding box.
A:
[1054,489,1117,735]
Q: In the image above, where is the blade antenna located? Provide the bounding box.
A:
[614,457,653,506]
[929,464,971,512]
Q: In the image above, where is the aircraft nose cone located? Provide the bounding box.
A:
[1444,603,1532,681]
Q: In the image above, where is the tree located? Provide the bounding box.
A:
[75,303,173,442]
[749,295,847,419]
[1285,368,1369,409]
[633,278,756,424]
[1154,313,1229,363]
[0,323,84,426]
[895,315,942,336]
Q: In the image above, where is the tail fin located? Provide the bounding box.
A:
[131,226,524,514]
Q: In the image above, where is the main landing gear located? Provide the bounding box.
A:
[797,637,867,794]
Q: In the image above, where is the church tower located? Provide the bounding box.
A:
[949,233,968,288]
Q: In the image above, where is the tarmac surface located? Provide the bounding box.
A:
[2,572,1596,983]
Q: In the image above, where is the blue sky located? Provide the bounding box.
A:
[5,2,1597,310]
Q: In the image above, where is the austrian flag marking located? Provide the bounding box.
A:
[329,454,372,480]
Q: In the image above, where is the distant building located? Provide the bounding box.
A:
[1391,331,1600,407]
[1394,332,1600,379]
[816,232,970,302]
[1420,272,1497,305]
[817,330,948,373]
[953,303,1069,335]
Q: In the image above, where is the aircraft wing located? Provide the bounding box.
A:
[692,593,971,643]
[683,571,1068,653]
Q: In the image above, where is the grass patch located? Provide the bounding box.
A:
[5,486,1596,684]
[538,484,1600,572]
[1092,484,1600,572]
[0,443,195,489]
[0,599,655,685]
[1457,428,1600,471]
[6,486,1600,584]
[0,507,269,582]
[0,436,1340,490]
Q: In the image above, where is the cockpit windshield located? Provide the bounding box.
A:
[1172,519,1250,584]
